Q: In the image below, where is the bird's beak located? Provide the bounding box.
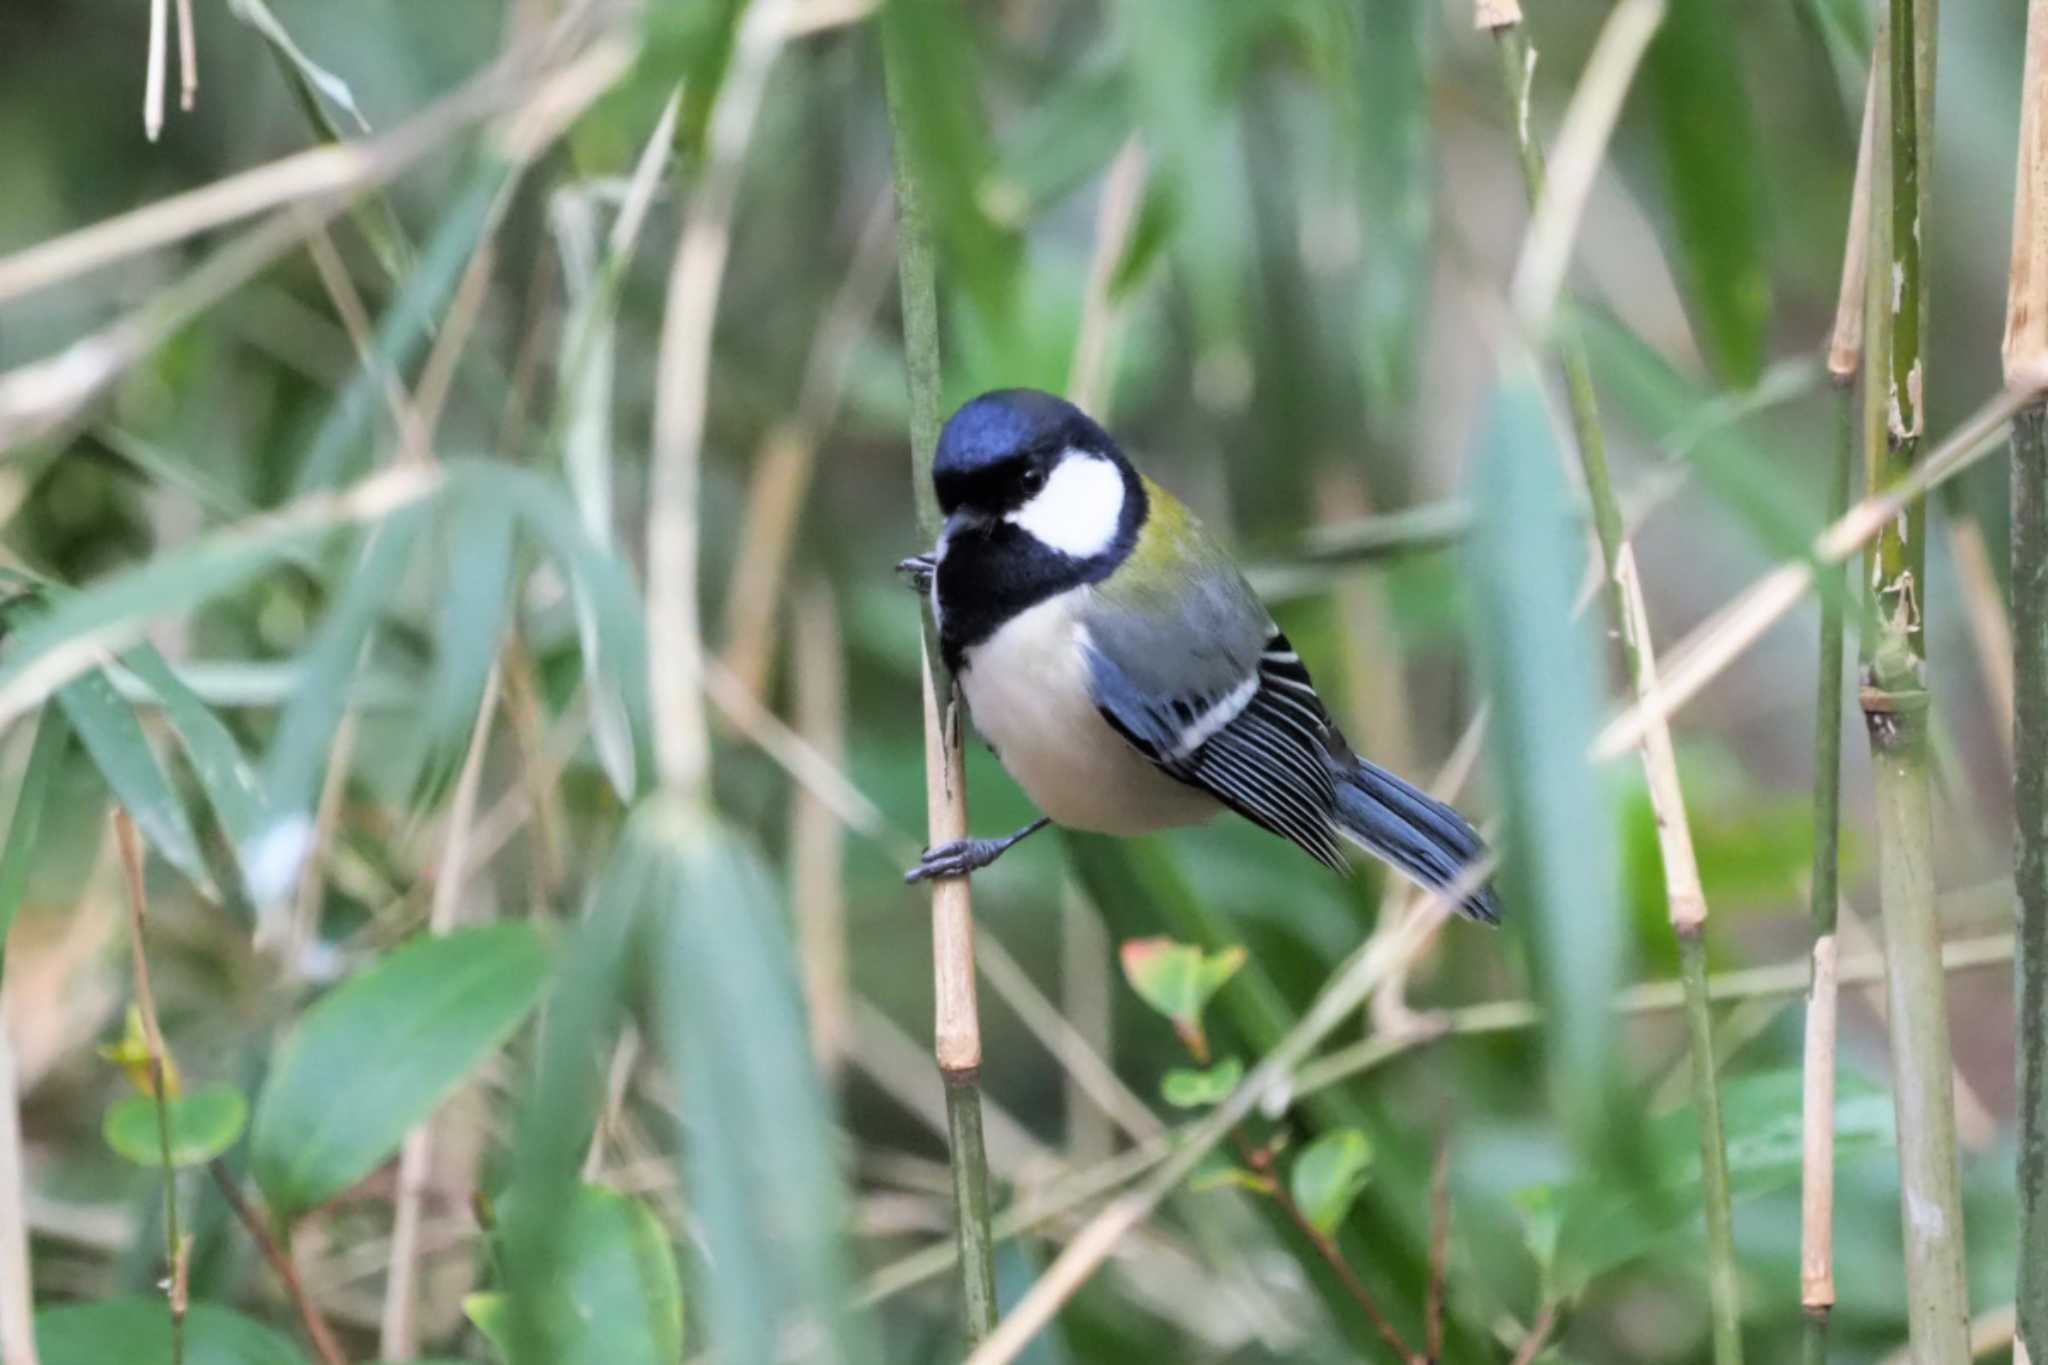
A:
[941,510,986,542]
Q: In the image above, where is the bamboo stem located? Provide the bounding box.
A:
[2015,396,2048,1365]
[882,9,999,1339]
[114,811,184,1365]
[1861,4,1971,1360]
[0,987,38,1365]
[1487,9,1739,1356]
[2009,5,2048,1356]
[1805,63,1875,1365]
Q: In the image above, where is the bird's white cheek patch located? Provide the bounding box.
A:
[1007,452,1124,558]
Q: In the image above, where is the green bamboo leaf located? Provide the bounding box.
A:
[1643,0,1772,387]
[1160,1056,1243,1109]
[1290,1129,1374,1234]
[226,0,413,282]
[1350,0,1435,432]
[637,796,872,1363]
[227,0,368,131]
[1575,310,1828,573]
[456,460,652,800]
[121,644,272,903]
[0,468,443,730]
[1547,1069,1893,1292]
[36,1298,305,1365]
[0,706,66,983]
[1110,0,1250,383]
[103,1082,250,1169]
[252,508,427,907]
[878,0,1023,328]
[250,922,550,1219]
[645,0,745,161]
[471,1186,683,1365]
[1466,361,1628,1161]
[495,835,649,1364]
[992,63,1129,218]
[292,167,507,494]
[57,667,212,896]
[403,495,515,798]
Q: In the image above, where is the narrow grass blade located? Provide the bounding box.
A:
[1643,0,1772,386]
[1466,361,1628,1160]
[496,844,642,1363]
[253,507,427,906]
[58,668,212,895]
[407,495,515,797]
[472,1185,683,1365]
[0,707,66,984]
[637,795,872,1364]
[292,166,506,493]
[121,644,272,904]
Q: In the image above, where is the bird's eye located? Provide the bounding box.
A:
[1018,466,1046,495]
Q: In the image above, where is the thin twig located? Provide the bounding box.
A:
[717,188,896,699]
[1593,382,2030,759]
[789,585,850,1074]
[1427,1132,1450,1365]
[1066,139,1146,414]
[1508,1300,1561,1365]
[0,10,616,306]
[174,0,197,111]
[859,929,2016,1314]
[207,1160,348,1365]
[1507,0,1667,332]
[647,0,788,794]
[115,811,184,1364]
[380,665,499,1359]
[581,1028,642,1182]
[1237,1134,1413,1363]
[145,0,169,141]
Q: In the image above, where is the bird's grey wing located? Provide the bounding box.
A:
[1080,584,1346,869]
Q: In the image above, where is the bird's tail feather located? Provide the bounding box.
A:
[1331,758,1500,924]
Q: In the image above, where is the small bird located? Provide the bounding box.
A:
[900,388,1499,924]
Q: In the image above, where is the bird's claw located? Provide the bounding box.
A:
[903,837,998,884]
[897,553,937,596]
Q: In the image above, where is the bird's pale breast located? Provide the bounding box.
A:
[956,588,1218,836]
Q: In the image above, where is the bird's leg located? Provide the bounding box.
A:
[896,552,937,596]
[903,816,1051,884]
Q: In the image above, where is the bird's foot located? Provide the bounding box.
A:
[896,553,937,596]
[903,836,1011,883]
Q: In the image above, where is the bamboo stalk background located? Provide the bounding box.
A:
[0,993,37,1365]
[1861,5,1972,1360]
[881,11,1001,1338]
[1804,60,1876,1365]
[2009,2,2048,1355]
[1484,6,1741,1358]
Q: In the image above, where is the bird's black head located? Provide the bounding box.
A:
[927,389,1147,673]
[932,388,1123,520]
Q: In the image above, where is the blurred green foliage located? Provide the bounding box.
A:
[0,0,2031,1361]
